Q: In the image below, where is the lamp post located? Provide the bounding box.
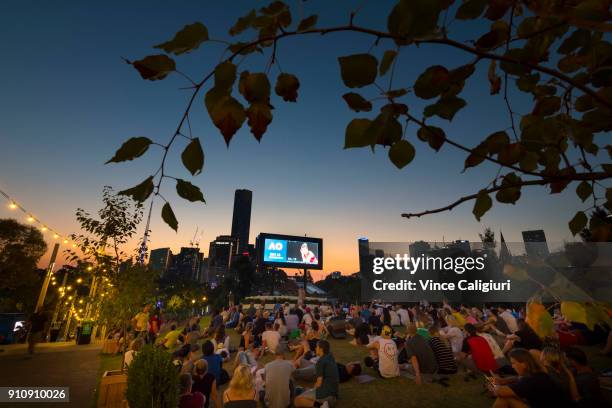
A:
[34,243,60,313]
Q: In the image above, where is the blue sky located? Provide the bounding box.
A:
[0,1,597,278]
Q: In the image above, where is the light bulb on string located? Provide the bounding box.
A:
[63,239,68,244]
[41,226,48,232]
[8,202,17,210]
[53,234,59,239]
[27,216,35,223]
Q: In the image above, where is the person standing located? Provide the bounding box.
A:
[132,304,150,342]
[27,310,48,355]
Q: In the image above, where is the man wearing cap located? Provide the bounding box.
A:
[365,325,400,378]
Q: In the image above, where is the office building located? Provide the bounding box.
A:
[231,189,252,254]
[208,235,238,284]
[172,247,203,281]
[522,229,550,259]
[149,248,172,276]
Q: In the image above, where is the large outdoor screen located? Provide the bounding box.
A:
[258,233,323,270]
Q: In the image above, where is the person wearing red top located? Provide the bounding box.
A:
[179,373,205,408]
[148,307,162,344]
[300,243,318,264]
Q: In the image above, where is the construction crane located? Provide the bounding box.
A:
[189,227,203,249]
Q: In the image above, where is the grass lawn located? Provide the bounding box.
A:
[94,317,612,408]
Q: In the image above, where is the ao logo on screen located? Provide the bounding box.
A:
[268,241,283,250]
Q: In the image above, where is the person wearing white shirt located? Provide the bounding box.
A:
[499,308,519,333]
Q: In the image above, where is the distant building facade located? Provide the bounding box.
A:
[231,189,252,254]
[149,248,173,277]
[208,235,238,284]
[522,229,550,259]
[171,247,203,281]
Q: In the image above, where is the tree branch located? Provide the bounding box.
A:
[401,171,609,218]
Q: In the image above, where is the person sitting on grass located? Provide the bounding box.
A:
[211,325,231,358]
[235,342,260,372]
[123,337,144,369]
[364,325,400,379]
[293,357,362,384]
[160,324,183,350]
[539,347,579,402]
[223,364,257,408]
[488,348,574,408]
[459,323,498,377]
[428,325,458,376]
[179,373,205,408]
[564,346,608,407]
[263,349,295,408]
[261,321,282,354]
[239,322,254,350]
[202,340,228,386]
[402,324,438,385]
[502,319,543,354]
[192,359,218,408]
[294,340,339,408]
[289,321,324,362]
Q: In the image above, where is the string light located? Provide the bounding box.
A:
[76,278,82,283]
[0,187,77,248]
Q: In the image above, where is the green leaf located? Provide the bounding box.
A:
[388,0,443,42]
[417,126,446,151]
[499,49,528,76]
[386,88,409,98]
[575,95,595,112]
[423,96,466,121]
[558,29,590,54]
[472,190,492,221]
[497,143,523,165]
[569,211,587,236]
[342,93,372,112]
[338,54,378,88]
[204,86,229,116]
[344,118,374,148]
[181,138,204,176]
[485,131,510,154]
[388,140,415,169]
[519,151,539,172]
[119,176,154,202]
[105,137,152,164]
[154,22,208,55]
[367,111,403,147]
[464,143,488,170]
[379,50,398,76]
[228,42,263,55]
[414,65,450,99]
[246,102,273,141]
[274,73,300,102]
[496,173,522,204]
[161,202,178,232]
[229,10,256,36]
[238,72,271,103]
[210,96,246,146]
[576,181,592,202]
[456,0,487,20]
[176,179,205,203]
[533,96,561,116]
[297,15,318,31]
[214,61,237,91]
[132,55,176,81]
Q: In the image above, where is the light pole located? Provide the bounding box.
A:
[35,243,60,313]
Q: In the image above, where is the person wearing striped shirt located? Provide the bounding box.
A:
[428,326,458,375]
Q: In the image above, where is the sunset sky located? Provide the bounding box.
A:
[0,1,596,281]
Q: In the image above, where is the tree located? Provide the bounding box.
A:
[0,219,47,312]
[479,226,497,249]
[105,1,611,237]
[67,186,144,276]
[580,207,612,241]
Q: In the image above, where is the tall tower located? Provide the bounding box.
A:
[231,189,252,254]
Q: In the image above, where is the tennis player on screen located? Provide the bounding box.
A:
[300,243,318,264]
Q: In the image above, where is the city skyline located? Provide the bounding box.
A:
[0,1,595,281]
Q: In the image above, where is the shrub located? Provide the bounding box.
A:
[126,345,179,408]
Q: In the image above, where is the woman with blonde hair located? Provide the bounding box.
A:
[223,364,257,407]
[540,347,580,402]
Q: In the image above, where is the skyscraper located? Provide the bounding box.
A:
[149,248,172,277]
[208,235,238,284]
[231,189,252,254]
[522,229,549,259]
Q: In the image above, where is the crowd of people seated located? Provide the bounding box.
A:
[119,300,611,408]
